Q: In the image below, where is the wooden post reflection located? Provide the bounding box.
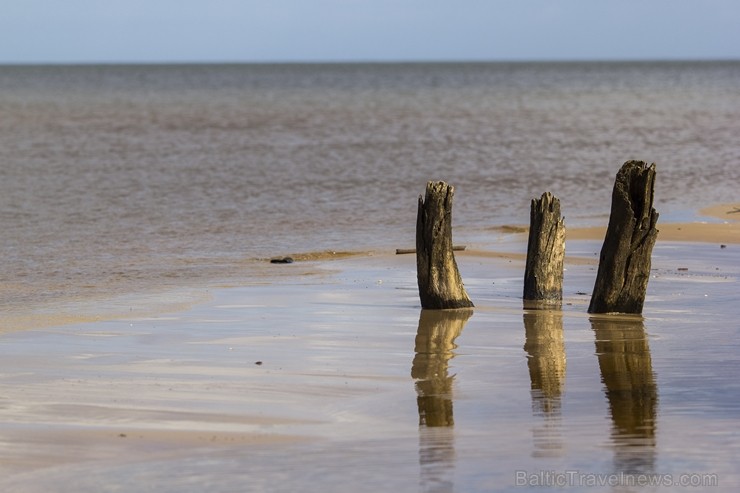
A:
[591,316,658,475]
[412,308,471,427]
[412,308,472,493]
[523,304,566,457]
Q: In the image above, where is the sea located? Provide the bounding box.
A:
[1,61,739,317]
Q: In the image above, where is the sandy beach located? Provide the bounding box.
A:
[0,203,739,491]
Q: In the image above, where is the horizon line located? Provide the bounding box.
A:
[1,56,739,67]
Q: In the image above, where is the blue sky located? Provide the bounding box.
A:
[2,0,739,63]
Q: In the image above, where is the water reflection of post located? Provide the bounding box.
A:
[523,303,566,458]
[412,308,472,493]
[591,316,658,475]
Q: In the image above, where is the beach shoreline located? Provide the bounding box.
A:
[4,202,739,333]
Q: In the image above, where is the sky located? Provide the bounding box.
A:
[1,0,739,64]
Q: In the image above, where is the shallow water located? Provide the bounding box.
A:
[1,61,740,316]
[0,242,738,491]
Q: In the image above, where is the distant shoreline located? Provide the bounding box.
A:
[2,59,739,68]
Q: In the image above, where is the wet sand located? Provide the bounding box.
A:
[1,206,740,492]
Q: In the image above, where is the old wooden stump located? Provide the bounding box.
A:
[588,161,659,314]
[523,192,565,303]
[416,181,474,309]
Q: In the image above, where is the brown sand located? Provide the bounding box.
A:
[518,203,740,245]
[700,202,740,221]
[566,221,740,244]
[571,203,740,244]
[457,203,740,267]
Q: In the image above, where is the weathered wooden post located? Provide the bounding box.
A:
[588,161,659,314]
[416,181,474,309]
[523,192,565,304]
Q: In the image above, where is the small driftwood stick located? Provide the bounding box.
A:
[416,181,474,309]
[523,192,565,303]
[588,161,659,314]
[396,245,466,255]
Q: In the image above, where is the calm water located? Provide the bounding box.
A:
[1,61,740,315]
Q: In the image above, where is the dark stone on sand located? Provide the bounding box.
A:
[270,257,294,264]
